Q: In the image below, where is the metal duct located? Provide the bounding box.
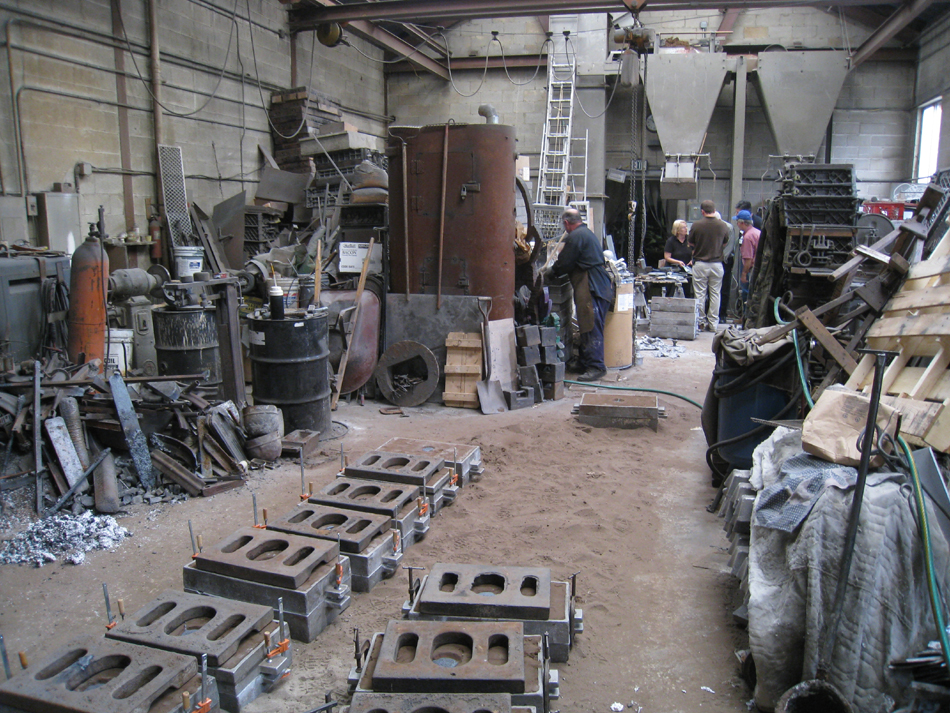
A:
[644,53,731,157]
[754,51,849,159]
[478,104,500,124]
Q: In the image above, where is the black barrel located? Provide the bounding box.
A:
[248,309,331,435]
[152,306,222,397]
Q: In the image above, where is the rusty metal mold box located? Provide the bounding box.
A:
[267,504,391,554]
[371,620,525,693]
[378,437,482,485]
[0,636,198,713]
[341,458,456,515]
[105,589,272,666]
[417,564,552,620]
[348,530,403,593]
[309,477,430,548]
[406,577,581,664]
[193,526,338,589]
[348,691,514,713]
[184,557,351,644]
[345,450,445,487]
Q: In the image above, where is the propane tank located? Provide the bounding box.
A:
[67,206,109,368]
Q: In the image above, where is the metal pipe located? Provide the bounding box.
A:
[401,138,410,299]
[45,447,111,516]
[437,123,449,309]
[5,19,24,195]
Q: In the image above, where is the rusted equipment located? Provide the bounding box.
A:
[344,451,444,488]
[389,124,517,319]
[152,305,222,399]
[268,504,391,554]
[374,341,440,408]
[66,208,109,367]
[321,283,383,397]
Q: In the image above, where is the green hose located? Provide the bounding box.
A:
[773,298,815,409]
[564,380,703,410]
[898,434,950,672]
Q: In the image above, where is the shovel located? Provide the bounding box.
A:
[475,298,507,414]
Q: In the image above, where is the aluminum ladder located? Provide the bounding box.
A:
[535,57,577,240]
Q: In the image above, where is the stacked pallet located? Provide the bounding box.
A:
[649,296,697,340]
[268,87,342,174]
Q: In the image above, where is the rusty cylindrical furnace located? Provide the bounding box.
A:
[388,123,517,320]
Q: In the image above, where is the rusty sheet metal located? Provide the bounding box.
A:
[417,564,552,620]
[309,477,421,519]
[0,636,196,713]
[371,620,526,693]
[320,284,382,395]
[267,504,391,554]
[108,372,154,489]
[43,417,84,489]
[105,589,272,666]
[344,450,445,487]
[194,526,338,589]
[151,449,204,496]
[389,124,516,320]
[349,691,514,713]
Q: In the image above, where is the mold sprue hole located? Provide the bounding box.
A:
[312,514,348,530]
[221,535,253,554]
[381,457,410,469]
[164,606,217,637]
[350,486,381,501]
[520,576,539,597]
[289,509,316,524]
[439,572,459,593]
[136,601,176,628]
[284,546,315,566]
[472,573,505,595]
[66,655,131,692]
[246,540,289,561]
[35,649,88,681]
[488,634,509,665]
[395,633,418,663]
[431,632,473,668]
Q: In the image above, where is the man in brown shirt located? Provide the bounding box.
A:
[688,199,731,332]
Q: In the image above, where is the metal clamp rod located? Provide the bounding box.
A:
[45,448,111,516]
[0,633,11,680]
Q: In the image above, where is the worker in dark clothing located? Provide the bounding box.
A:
[548,209,613,382]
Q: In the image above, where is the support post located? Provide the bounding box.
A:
[729,56,747,214]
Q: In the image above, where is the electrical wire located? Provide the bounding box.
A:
[246,0,319,140]
[344,33,435,65]
[39,277,69,358]
[565,36,623,120]
[493,35,553,86]
[438,31,492,98]
[774,297,815,409]
[563,381,703,409]
[898,434,950,674]
[116,0,240,118]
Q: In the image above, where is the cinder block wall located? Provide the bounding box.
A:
[0,0,385,242]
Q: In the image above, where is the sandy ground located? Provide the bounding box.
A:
[0,330,753,713]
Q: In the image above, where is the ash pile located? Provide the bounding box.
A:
[0,510,129,567]
[0,355,269,521]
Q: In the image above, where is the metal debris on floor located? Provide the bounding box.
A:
[0,510,129,567]
[636,336,686,358]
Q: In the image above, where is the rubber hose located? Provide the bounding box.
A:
[714,348,795,398]
[563,381,703,409]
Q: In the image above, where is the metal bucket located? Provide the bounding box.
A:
[248,309,331,435]
[152,306,222,397]
[243,404,284,438]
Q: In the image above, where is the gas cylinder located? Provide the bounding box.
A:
[67,208,109,368]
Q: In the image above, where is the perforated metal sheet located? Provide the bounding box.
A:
[159,144,191,247]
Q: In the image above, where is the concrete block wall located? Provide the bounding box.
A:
[0,0,385,244]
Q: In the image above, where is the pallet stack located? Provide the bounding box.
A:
[649,296,697,340]
[268,87,343,174]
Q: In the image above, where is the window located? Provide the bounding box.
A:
[917,100,942,182]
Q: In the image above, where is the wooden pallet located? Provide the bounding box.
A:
[845,232,950,451]
[649,296,697,340]
[443,332,482,409]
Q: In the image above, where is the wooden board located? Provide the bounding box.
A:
[650,297,696,313]
[443,332,482,409]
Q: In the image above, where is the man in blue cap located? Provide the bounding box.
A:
[735,208,760,306]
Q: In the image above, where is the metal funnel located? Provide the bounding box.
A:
[754,51,849,158]
[644,53,731,156]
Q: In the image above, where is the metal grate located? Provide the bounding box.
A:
[158,145,191,247]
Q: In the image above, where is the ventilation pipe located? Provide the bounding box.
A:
[478,104,500,124]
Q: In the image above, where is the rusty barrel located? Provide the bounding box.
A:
[388,123,516,320]
[152,306,222,397]
[248,309,331,436]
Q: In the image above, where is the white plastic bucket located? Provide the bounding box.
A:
[173,246,205,278]
[106,329,134,375]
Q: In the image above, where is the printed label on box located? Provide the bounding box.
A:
[339,242,383,273]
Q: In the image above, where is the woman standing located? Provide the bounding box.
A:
[664,219,693,297]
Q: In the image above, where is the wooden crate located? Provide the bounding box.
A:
[845,234,950,451]
[443,332,482,409]
[649,296,697,340]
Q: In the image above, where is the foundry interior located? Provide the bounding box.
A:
[1,1,950,713]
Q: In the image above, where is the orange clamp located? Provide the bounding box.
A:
[392,530,401,553]
[267,639,290,658]
[450,472,459,486]
[195,698,213,713]
[335,561,344,586]
[417,497,429,517]
[105,621,116,630]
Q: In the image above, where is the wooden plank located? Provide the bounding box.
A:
[886,284,950,313]
[868,313,950,340]
[880,394,942,441]
[443,364,482,375]
[649,324,697,340]
[649,312,695,326]
[798,308,857,374]
[650,297,696,313]
[924,404,950,452]
[881,365,950,402]
[905,254,950,281]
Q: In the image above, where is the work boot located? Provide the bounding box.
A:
[576,368,607,382]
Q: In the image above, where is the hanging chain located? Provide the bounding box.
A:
[628,69,640,268]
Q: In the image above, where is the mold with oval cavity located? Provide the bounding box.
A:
[520,576,539,597]
[488,634,509,665]
[439,572,459,593]
[381,457,410,469]
[347,519,371,533]
[395,632,418,663]
[247,540,289,561]
[471,573,505,595]
[66,655,131,692]
[411,460,431,472]
[111,665,162,700]
[381,489,403,503]
[35,649,88,681]
[164,606,217,637]
[313,513,348,530]
[289,509,316,524]
[207,614,246,642]
[328,483,349,496]
[284,546,315,566]
[350,486,381,501]
[135,601,176,628]
[221,535,253,554]
[430,632,473,668]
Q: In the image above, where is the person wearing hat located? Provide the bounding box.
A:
[736,208,760,307]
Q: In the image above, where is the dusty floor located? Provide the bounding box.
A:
[0,330,753,713]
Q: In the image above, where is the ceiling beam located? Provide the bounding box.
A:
[289,0,947,26]
[386,52,552,73]
[837,5,919,45]
[850,0,936,67]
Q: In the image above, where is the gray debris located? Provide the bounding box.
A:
[0,510,130,567]
[636,336,686,358]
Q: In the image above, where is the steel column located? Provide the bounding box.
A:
[730,56,747,216]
